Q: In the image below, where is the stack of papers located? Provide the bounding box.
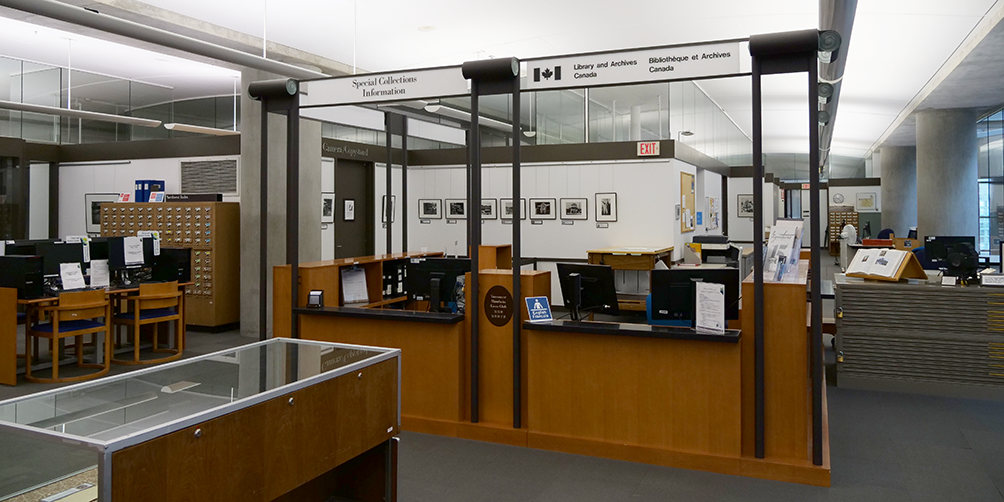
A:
[846,248,908,278]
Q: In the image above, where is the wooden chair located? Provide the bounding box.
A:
[112,281,184,365]
[25,289,111,384]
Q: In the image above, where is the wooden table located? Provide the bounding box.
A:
[586,246,674,311]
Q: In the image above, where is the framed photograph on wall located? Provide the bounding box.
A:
[446,199,468,219]
[595,193,618,222]
[343,199,356,221]
[480,198,498,220]
[381,195,396,223]
[855,192,877,212]
[560,198,588,220]
[419,199,442,219]
[529,198,557,220]
[501,198,526,220]
[84,193,119,233]
[737,194,755,218]
[321,192,335,224]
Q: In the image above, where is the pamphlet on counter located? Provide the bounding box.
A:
[763,218,804,282]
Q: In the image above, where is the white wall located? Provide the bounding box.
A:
[59,155,239,237]
[828,184,881,212]
[320,157,335,260]
[29,163,49,239]
[374,163,405,255]
[726,177,777,242]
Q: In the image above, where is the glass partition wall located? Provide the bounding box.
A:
[978,110,1004,255]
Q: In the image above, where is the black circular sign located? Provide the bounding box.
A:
[484,285,514,327]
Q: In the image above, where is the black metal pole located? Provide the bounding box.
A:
[470,81,481,424]
[752,55,765,460]
[512,84,522,429]
[288,97,300,342]
[402,119,409,252]
[385,113,393,254]
[259,98,268,342]
[465,129,472,255]
[809,54,823,467]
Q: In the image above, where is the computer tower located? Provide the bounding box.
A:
[154,248,192,283]
[0,255,44,299]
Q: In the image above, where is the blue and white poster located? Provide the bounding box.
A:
[525,296,553,323]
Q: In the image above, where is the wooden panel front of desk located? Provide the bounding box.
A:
[0,288,15,386]
[298,314,467,434]
[526,329,742,474]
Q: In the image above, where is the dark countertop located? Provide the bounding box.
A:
[294,306,465,324]
[523,320,740,343]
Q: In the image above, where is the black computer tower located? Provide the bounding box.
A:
[153,248,192,283]
[0,255,44,299]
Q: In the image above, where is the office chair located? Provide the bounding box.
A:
[913,247,936,270]
[877,228,894,240]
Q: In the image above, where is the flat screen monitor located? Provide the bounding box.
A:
[107,236,156,270]
[556,263,619,320]
[35,242,86,277]
[924,236,976,264]
[6,239,58,256]
[650,267,740,323]
[89,237,109,261]
[405,258,471,312]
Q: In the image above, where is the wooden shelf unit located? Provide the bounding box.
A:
[99,201,240,327]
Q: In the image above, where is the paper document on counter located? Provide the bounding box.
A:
[341,267,369,304]
[89,259,110,288]
[694,281,726,334]
[60,262,87,290]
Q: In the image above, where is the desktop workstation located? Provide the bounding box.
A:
[0,236,192,385]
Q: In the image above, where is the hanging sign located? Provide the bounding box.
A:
[637,141,660,156]
[524,41,743,91]
[301,66,470,106]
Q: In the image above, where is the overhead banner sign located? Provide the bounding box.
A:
[523,41,743,91]
[301,66,469,107]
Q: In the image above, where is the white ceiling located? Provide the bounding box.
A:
[0,0,1002,178]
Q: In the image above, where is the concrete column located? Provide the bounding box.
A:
[880,145,917,237]
[240,67,322,339]
[915,109,979,242]
[630,105,642,141]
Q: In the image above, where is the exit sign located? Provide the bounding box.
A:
[637,141,660,156]
[801,183,810,189]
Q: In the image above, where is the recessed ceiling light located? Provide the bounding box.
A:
[418,25,436,32]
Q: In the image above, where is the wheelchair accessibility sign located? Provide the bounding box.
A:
[525,296,553,323]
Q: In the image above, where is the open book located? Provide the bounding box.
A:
[846,248,908,278]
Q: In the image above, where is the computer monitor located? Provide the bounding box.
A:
[924,236,976,264]
[107,236,155,270]
[405,258,471,313]
[556,263,619,321]
[35,242,86,277]
[650,267,740,324]
[89,237,109,261]
[6,239,58,256]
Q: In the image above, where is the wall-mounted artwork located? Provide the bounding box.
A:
[419,199,442,219]
[530,198,557,220]
[381,195,396,223]
[560,198,588,220]
[446,199,467,219]
[706,196,721,230]
[501,198,526,220]
[855,192,877,212]
[343,199,356,221]
[595,193,617,222]
[321,192,335,224]
[738,194,755,218]
[480,198,498,220]
[680,172,695,233]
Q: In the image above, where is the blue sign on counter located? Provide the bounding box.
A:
[525,296,553,323]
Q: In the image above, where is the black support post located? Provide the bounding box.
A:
[808,57,824,467]
[469,82,481,423]
[511,82,522,429]
[751,55,765,460]
[402,119,409,252]
[260,100,269,342]
[386,113,393,254]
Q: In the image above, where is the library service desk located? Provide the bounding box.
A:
[0,338,401,502]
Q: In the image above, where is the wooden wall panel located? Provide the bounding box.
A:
[1,288,16,386]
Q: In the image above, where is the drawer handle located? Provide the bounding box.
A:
[194,428,202,438]
[358,372,363,380]
[288,397,295,406]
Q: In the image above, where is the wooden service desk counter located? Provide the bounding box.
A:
[587,246,673,311]
[740,260,831,486]
[523,321,744,477]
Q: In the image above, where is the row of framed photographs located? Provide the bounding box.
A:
[419,193,618,222]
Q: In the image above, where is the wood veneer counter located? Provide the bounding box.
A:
[295,306,464,324]
[523,320,740,343]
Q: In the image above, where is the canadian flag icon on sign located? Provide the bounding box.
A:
[533,66,562,82]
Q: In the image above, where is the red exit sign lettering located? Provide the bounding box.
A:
[637,141,660,157]
[801,183,810,189]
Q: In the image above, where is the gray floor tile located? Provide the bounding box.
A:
[894,441,982,470]
[964,428,1004,452]
[901,464,1004,502]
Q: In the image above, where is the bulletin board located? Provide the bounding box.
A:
[681,172,696,233]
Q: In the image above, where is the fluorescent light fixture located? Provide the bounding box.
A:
[0,99,161,127]
[423,102,512,132]
[164,123,240,136]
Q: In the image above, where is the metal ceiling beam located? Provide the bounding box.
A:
[0,98,161,127]
[0,0,326,80]
[819,0,858,174]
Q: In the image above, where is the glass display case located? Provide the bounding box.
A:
[0,338,401,502]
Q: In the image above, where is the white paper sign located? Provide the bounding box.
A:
[60,262,87,290]
[341,268,369,304]
[694,281,726,334]
[941,276,958,286]
[137,231,161,256]
[123,236,144,266]
[89,259,110,288]
[524,42,743,91]
[0,241,5,256]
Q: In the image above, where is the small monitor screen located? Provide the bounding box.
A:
[36,242,85,277]
[650,267,740,323]
[555,263,619,319]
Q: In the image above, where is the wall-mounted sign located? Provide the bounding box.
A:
[484,285,514,327]
[524,41,743,91]
[801,183,811,189]
[637,141,660,157]
[301,66,470,106]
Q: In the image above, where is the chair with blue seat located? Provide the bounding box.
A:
[112,281,183,365]
[877,228,895,240]
[912,247,936,270]
[25,289,111,383]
